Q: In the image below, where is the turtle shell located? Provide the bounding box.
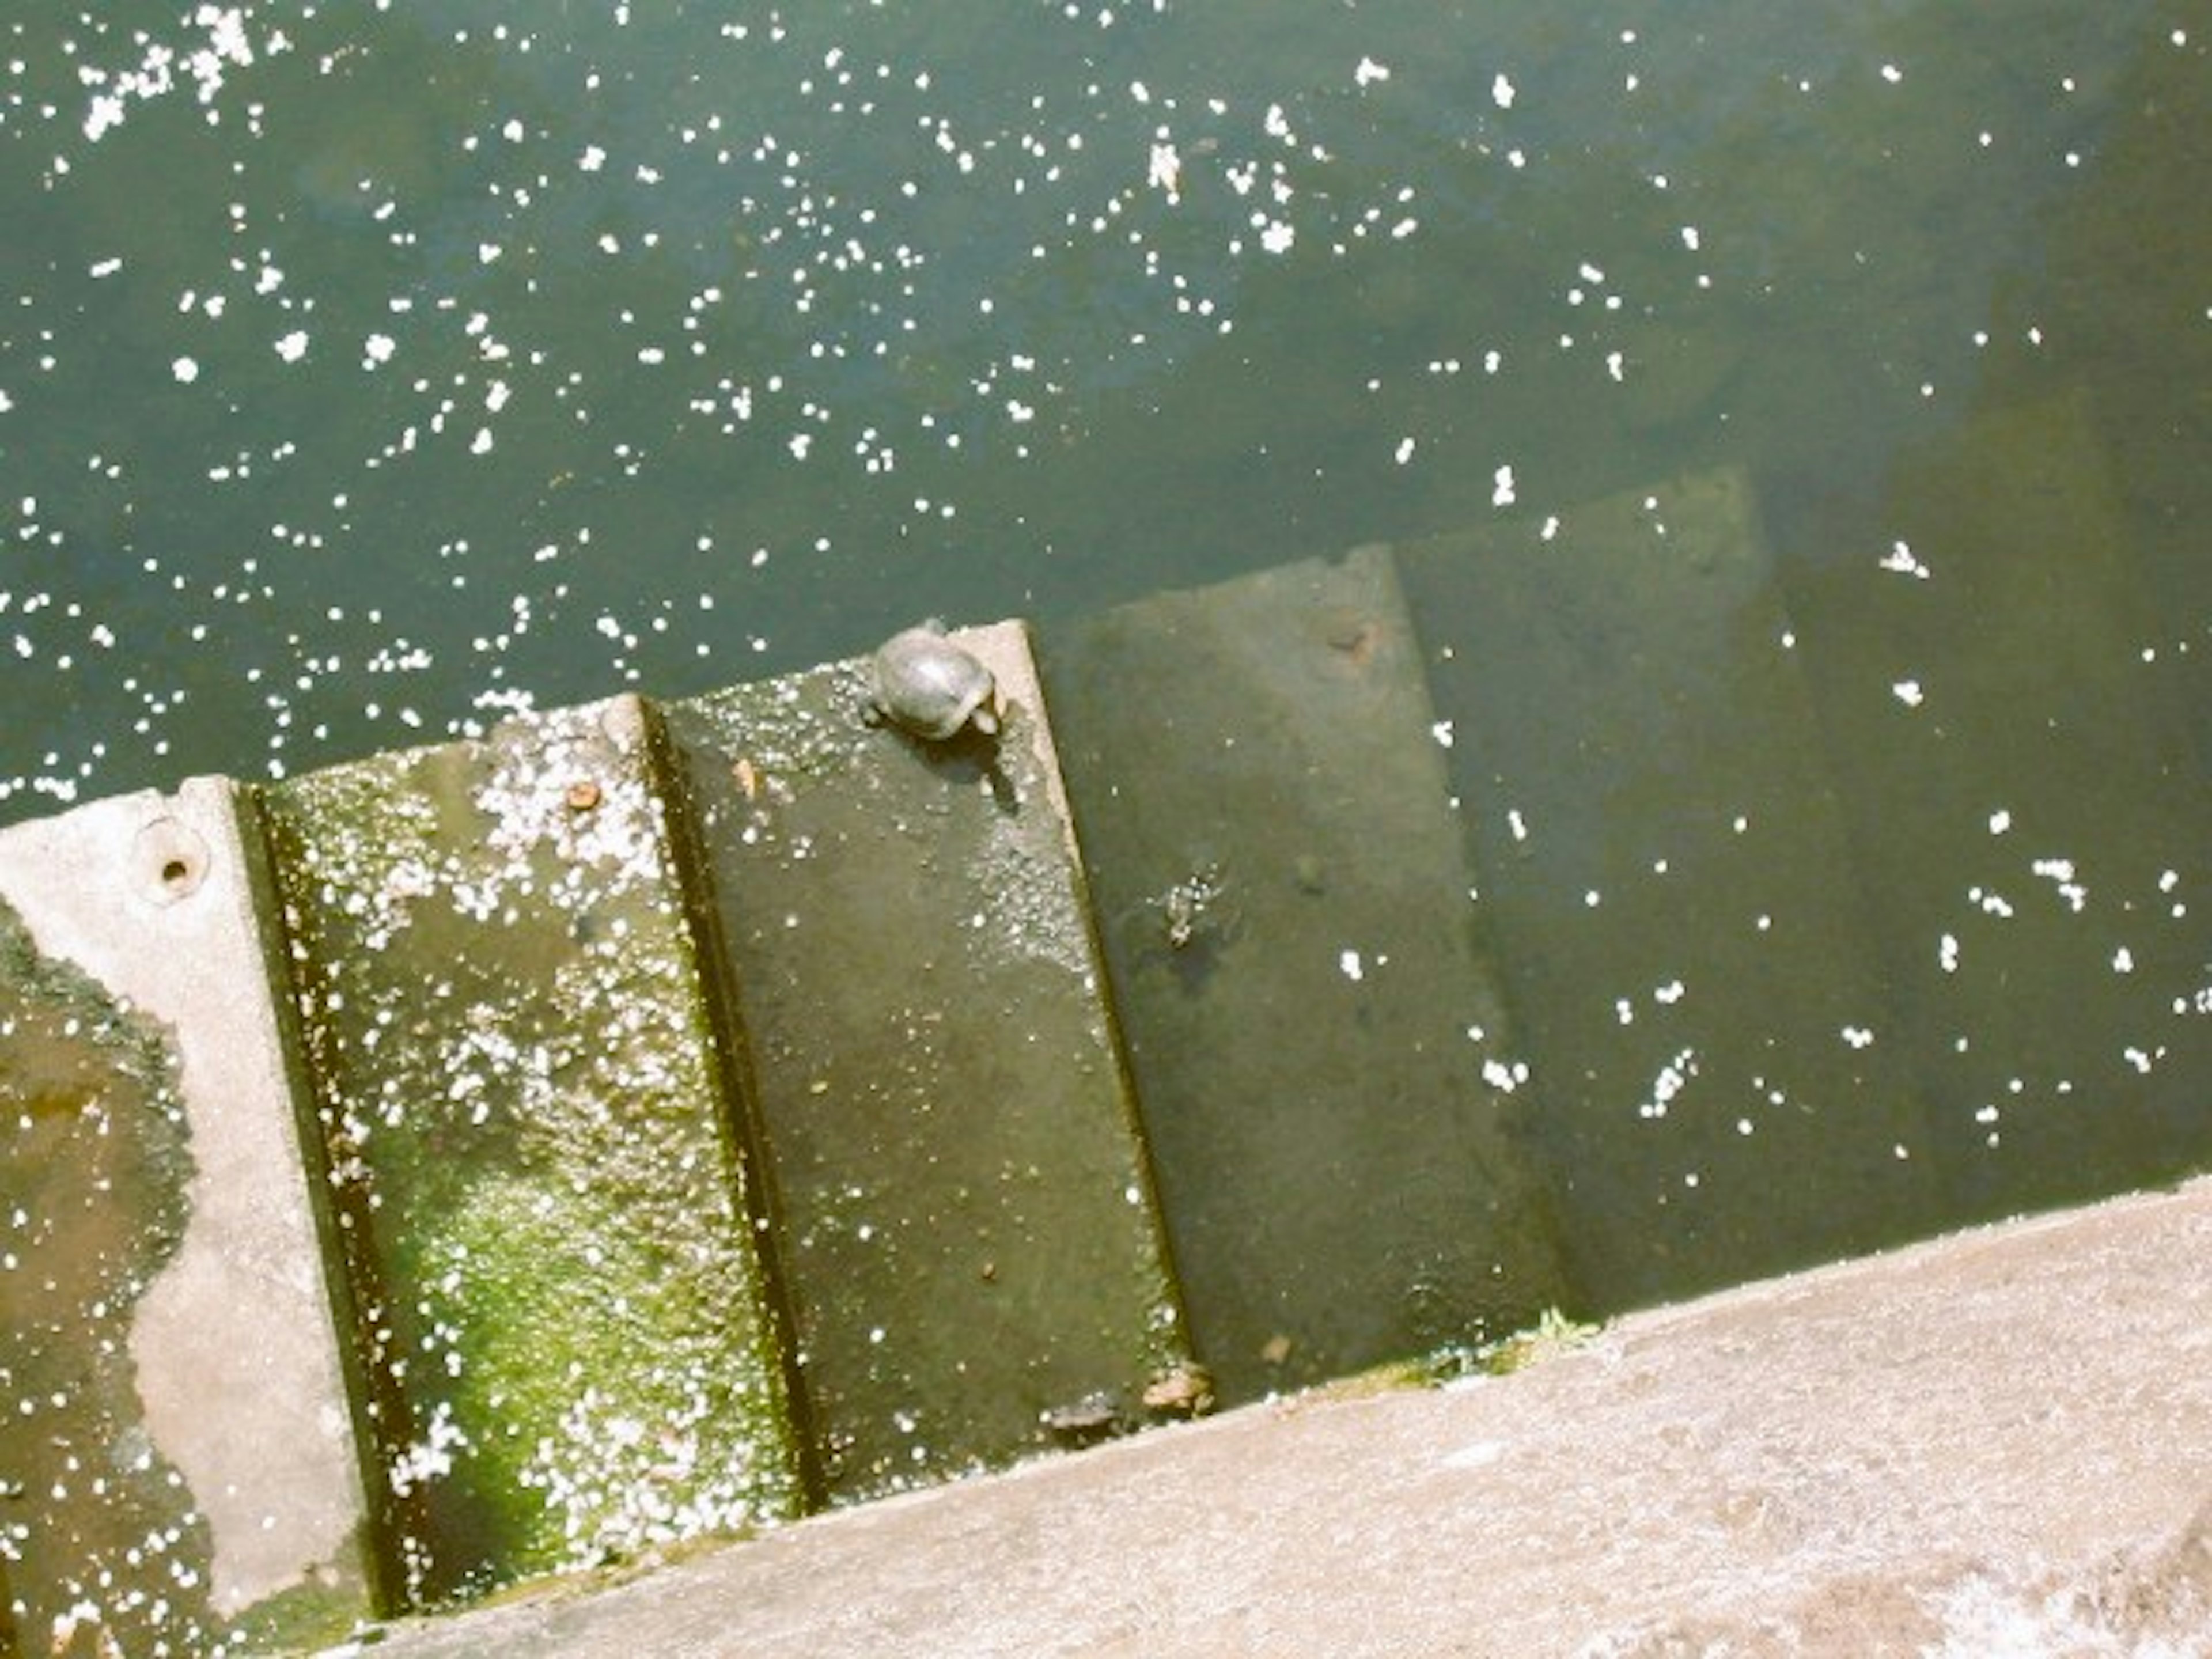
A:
[868,624,1000,741]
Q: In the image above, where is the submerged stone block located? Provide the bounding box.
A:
[255,696,805,1607]
[0,778,374,1656]
[1039,550,1572,1401]
[1397,468,1944,1309]
[1783,393,2212,1219]
[661,622,1188,1502]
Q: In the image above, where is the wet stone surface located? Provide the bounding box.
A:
[1039,550,1573,1402]
[0,779,380,1654]
[1399,468,1945,1309]
[255,695,805,1608]
[1782,395,2212,1222]
[661,621,1189,1502]
[0,900,217,1657]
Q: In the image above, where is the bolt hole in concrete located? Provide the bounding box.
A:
[132,817,209,906]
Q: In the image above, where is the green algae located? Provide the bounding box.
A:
[256,698,804,1608]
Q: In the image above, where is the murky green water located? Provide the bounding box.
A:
[4,2,2198,806]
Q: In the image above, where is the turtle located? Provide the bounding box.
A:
[866,621,1000,741]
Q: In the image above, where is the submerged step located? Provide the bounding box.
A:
[660,621,1190,1503]
[1784,392,2212,1220]
[1396,467,1945,1309]
[0,779,374,1657]
[1038,548,1573,1401]
[253,695,807,1608]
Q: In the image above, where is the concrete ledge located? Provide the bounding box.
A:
[0,779,373,1653]
[366,1176,2212,1656]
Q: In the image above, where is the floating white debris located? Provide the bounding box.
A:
[1147,140,1181,198]
[1892,679,1924,707]
[1879,541,1931,579]
[1339,948,1363,982]
[1492,73,1517,109]
[1638,1048,1697,1119]
[2031,858,2086,911]
[1480,1057,1528,1093]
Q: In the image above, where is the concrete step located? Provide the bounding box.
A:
[1780,391,2212,1221]
[656,622,1191,1503]
[1393,466,1946,1309]
[0,780,376,1656]
[1037,546,1572,1401]
[252,694,811,1608]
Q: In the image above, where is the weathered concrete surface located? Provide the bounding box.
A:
[1397,469,1944,1311]
[362,1175,2212,1658]
[0,778,374,1656]
[256,696,805,1607]
[1039,548,1570,1401]
[660,622,1188,1503]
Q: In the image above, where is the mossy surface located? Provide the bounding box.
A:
[256,699,803,1608]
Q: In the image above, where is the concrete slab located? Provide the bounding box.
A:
[255,696,806,1607]
[0,778,374,1657]
[1783,392,2212,1222]
[1396,469,1944,1310]
[1037,548,1571,1401]
[358,1174,2212,1658]
[659,621,1188,1504]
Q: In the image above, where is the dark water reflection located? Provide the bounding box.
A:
[3,3,2208,1306]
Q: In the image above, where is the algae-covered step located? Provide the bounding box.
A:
[254,695,808,1608]
[0,779,376,1656]
[660,620,1192,1503]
